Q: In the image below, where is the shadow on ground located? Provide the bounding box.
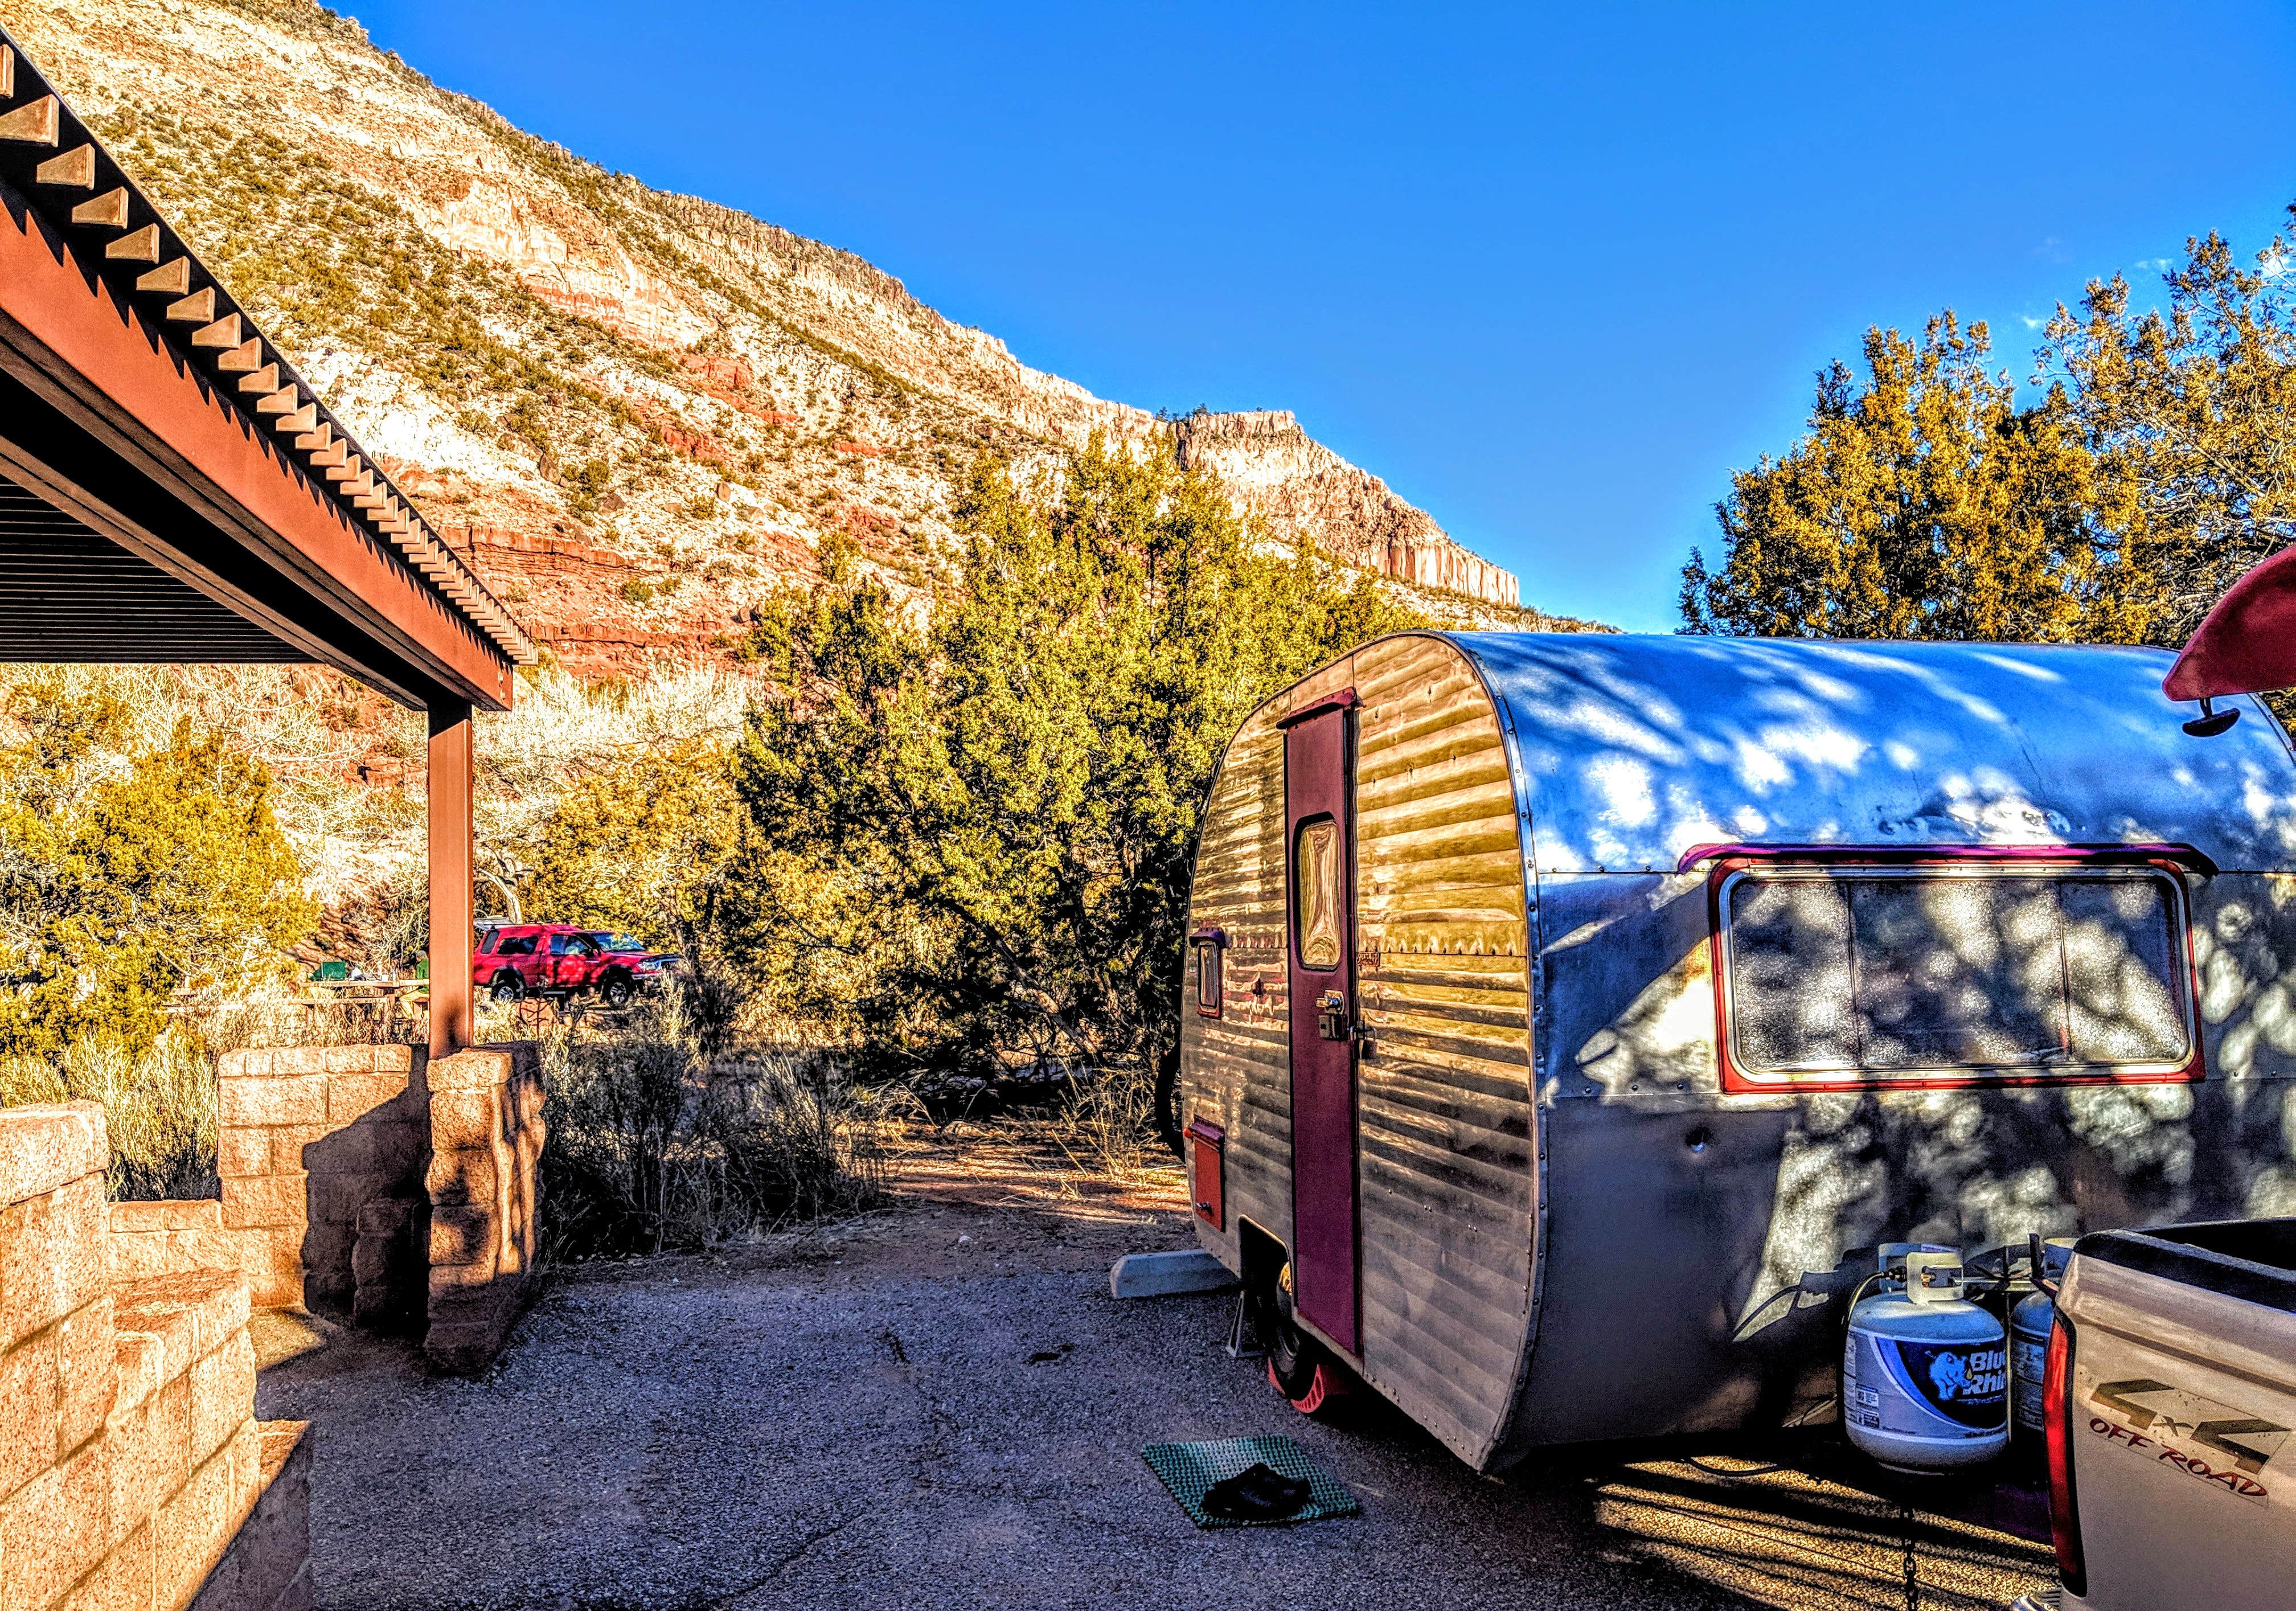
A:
[256,1132,2052,1610]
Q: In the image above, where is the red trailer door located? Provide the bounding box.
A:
[1283,695,1360,1352]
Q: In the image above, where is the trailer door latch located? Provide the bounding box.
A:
[1315,991,1349,1042]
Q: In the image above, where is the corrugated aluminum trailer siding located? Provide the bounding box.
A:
[1183,634,1538,1466]
[1183,692,1295,1260]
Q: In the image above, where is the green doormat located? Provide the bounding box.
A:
[1142,1435,1360,1528]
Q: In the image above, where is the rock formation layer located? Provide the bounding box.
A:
[11,0,1539,672]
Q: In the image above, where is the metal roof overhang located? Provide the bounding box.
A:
[2162,546,2296,705]
[0,196,511,710]
[0,28,530,712]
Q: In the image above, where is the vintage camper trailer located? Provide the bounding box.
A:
[1176,633,2296,1471]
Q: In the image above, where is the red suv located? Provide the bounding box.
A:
[474,923,671,1009]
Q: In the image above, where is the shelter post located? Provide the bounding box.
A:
[428,699,475,1056]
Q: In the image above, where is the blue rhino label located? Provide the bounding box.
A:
[1846,1332,2008,1437]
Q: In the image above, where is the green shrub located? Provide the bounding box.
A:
[0,678,313,1058]
[619,578,656,606]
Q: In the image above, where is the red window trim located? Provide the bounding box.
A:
[1705,847,2208,1094]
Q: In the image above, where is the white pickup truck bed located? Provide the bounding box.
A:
[2031,1219,2296,1610]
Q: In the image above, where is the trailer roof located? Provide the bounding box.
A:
[1444,634,2296,876]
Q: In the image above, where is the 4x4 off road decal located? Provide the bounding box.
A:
[2083,1376,2290,1505]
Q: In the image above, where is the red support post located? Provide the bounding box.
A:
[428,700,475,1057]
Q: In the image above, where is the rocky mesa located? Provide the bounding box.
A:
[10,0,1562,673]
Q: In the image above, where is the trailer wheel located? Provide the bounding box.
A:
[1262,1261,1355,1415]
[1268,1357,1352,1415]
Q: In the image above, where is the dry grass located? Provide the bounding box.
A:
[0,1030,219,1200]
[536,1002,884,1261]
[1050,1066,1159,1184]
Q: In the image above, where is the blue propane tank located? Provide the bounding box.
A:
[2011,1238,2076,1456]
[1842,1250,2009,1473]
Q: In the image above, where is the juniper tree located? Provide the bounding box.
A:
[731,433,1425,1090]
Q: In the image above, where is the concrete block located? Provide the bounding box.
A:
[55,1296,114,1457]
[216,1077,325,1130]
[65,1518,150,1611]
[1,1435,108,1611]
[229,1415,262,1517]
[236,1232,305,1313]
[108,1201,222,1235]
[153,1440,233,1611]
[55,1174,109,1319]
[0,1102,106,1209]
[324,1069,412,1124]
[220,1174,309,1232]
[427,1046,520,1093]
[215,1126,272,1182]
[114,1272,248,1383]
[1108,1248,1237,1300]
[110,1333,161,1422]
[308,1169,395,1231]
[259,1126,335,1176]
[425,1205,493,1268]
[426,1088,499,1148]
[0,1329,56,1501]
[107,1372,187,1544]
[188,1333,255,1469]
[424,1145,497,1209]
[1,1192,66,1350]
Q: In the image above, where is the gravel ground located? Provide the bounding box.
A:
[256,1151,2053,1611]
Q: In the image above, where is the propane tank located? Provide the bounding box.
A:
[1842,1249,2009,1473]
[2011,1237,2076,1457]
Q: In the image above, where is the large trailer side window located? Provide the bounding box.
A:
[1716,863,2196,1089]
[1293,817,1343,971]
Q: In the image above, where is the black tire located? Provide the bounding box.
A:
[599,973,634,1010]
[1262,1262,1327,1401]
[488,971,525,1005]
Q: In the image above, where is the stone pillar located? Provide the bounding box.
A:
[216,1046,430,1313]
[423,1044,544,1375]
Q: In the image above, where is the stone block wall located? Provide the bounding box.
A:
[423,1046,544,1374]
[184,1042,545,1372]
[216,1047,429,1315]
[105,1203,239,1288]
[0,1101,310,1611]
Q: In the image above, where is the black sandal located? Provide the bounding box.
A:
[1201,1462,1313,1522]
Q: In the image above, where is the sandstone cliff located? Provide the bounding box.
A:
[10,0,1570,671]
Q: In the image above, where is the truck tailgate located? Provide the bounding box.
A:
[2057,1238,2296,1608]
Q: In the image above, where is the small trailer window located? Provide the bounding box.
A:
[1293,818,1343,970]
[1716,863,2196,1088]
[1193,934,1224,1018]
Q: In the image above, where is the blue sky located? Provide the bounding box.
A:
[352,1,2296,632]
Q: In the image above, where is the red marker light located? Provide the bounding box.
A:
[2043,1315,2086,1597]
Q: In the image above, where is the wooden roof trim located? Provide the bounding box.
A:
[0,24,534,669]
